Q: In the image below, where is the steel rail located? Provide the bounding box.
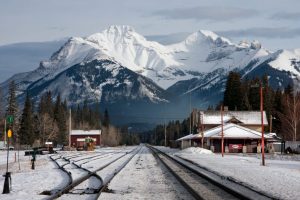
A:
[147,145,275,200]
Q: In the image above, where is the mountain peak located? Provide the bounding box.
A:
[184,30,232,46]
[106,25,135,33]
[198,30,220,40]
[86,25,146,45]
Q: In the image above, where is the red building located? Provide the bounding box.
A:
[70,130,101,147]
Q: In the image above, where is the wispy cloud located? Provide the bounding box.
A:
[48,26,66,32]
[152,6,258,21]
[218,27,300,38]
[270,12,300,20]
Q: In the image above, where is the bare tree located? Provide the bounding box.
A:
[278,93,300,141]
[38,113,58,144]
[101,125,121,146]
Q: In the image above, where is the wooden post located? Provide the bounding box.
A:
[221,105,224,157]
[260,85,265,166]
[269,114,272,133]
[69,109,71,148]
[200,111,204,148]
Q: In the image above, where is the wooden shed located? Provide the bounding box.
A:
[70,130,101,148]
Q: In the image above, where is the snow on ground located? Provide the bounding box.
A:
[4,146,298,200]
[178,147,213,155]
[100,145,194,200]
[166,147,300,200]
[0,150,21,166]
[0,147,136,200]
[0,150,67,200]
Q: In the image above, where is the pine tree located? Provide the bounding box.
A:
[248,78,261,110]
[45,91,54,117]
[223,71,243,110]
[19,93,34,145]
[6,81,19,137]
[240,79,251,110]
[262,75,274,125]
[75,105,81,128]
[273,89,283,134]
[54,94,67,145]
[103,108,110,127]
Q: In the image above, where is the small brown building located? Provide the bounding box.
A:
[70,130,101,147]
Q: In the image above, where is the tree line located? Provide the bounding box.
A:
[223,71,300,141]
[0,81,71,147]
[0,81,140,147]
[142,71,300,145]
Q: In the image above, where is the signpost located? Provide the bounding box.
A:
[3,115,14,194]
[3,129,12,194]
[6,116,14,124]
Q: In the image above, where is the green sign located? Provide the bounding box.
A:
[6,115,14,124]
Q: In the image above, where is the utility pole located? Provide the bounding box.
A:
[197,111,200,146]
[293,93,297,141]
[221,104,224,157]
[260,85,265,166]
[189,93,192,134]
[4,119,6,147]
[69,109,71,148]
[164,121,167,147]
[251,83,266,166]
[198,111,204,148]
[154,127,157,145]
[269,114,272,133]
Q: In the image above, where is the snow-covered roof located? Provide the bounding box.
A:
[176,134,194,141]
[201,111,268,125]
[177,123,272,141]
[203,123,272,139]
[70,130,101,136]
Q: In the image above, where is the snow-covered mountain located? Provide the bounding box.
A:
[1,25,300,123]
[27,59,169,104]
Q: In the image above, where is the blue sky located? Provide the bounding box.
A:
[1,0,300,50]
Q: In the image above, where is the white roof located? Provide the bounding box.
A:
[201,111,268,125]
[203,123,272,139]
[70,130,101,136]
[177,123,272,141]
[176,134,194,141]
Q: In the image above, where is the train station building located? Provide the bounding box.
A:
[177,110,280,153]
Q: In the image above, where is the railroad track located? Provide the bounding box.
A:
[45,146,141,200]
[148,145,275,200]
